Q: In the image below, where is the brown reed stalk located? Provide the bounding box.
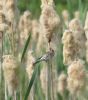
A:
[0,31,4,100]
[0,31,3,83]
[47,44,55,100]
[40,0,60,99]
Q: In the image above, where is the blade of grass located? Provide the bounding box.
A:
[78,0,83,20]
[78,0,88,24]
[21,33,31,62]
[82,6,87,25]
[24,65,38,100]
[67,0,73,18]
[78,0,83,12]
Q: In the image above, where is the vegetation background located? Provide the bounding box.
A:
[18,0,88,15]
[1,0,88,100]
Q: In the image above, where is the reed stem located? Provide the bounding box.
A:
[0,32,3,84]
[0,32,3,99]
[5,81,8,100]
[14,91,17,100]
[46,43,55,100]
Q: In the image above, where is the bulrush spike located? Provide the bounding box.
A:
[18,10,32,47]
[69,18,86,59]
[62,30,80,65]
[40,0,60,44]
[67,59,87,96]
[3,55,19,96]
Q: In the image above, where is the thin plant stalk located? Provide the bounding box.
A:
[0,32,3,84]
[20,85,22,100]
[47,59,55,100]
[69,94,77,100]
[5,81,8,100]
[50,59,55,100]
[29,85,35,100]
[46,43,55,100]
[47,60,52,100]
[0,31,3,99]
[14,91,17,100]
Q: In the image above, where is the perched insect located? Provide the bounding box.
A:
[34,49,54,65]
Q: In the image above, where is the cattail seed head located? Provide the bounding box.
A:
[5,0,19,35]
[69,18,86,58]
[58,72,67,95]
[36,25,47,53]
[62,10,69,21]
[69,18,83,32]
[67,59,87,95]
[0,1,7,32]
[62,30,79,65]
[74,11,80,19]
[40,0,60,43]
[69,18,85,41]
[26,50,35,79]
[41,0,54,8]
[3,55,19,96]
[5,0,18,22]
[62,9,69,27]
[31,19,40,42]
[0,1,4,11]
[19,10,32,46]
[0,12,7,32]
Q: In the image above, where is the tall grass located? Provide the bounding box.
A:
[0,0,88,100]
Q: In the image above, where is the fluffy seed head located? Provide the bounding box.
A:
[0,12,7,32]
[41,0,54,8]
[3,55,19,96]
[19,10,32,46]
[31,19,39,41]
[0,1,7,32]
[62,9,69,27]
[40,0,60,43]
[74,11,80,19]
[62,10,69,21]
[67,59,87,94]
[58,72,67,95]
[5,0,18,22]
[62,30,80,65]
[36,24,47,53]
[0,1,4,10]
[26,50,35,79]
[69,18,86,58]
[69,18,82,31]
[68,18,85,41]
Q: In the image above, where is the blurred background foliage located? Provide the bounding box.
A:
[18,0,88,17]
